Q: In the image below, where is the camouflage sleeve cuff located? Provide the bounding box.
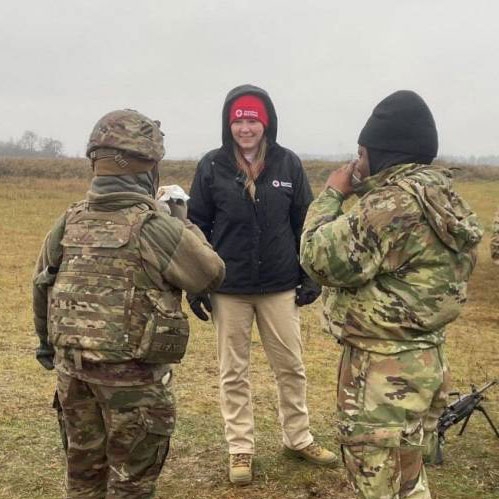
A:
[303,187,345,231]
[324,186,345,203]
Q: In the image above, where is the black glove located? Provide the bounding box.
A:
[36,339,55,370]
[295,276,322,307]
[187,293,212,321]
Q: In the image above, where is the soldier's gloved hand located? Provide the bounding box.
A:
[187,293,212,321]
[36,339,55,370]
[295,276,321,307]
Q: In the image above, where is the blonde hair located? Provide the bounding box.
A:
[233,137,267,201]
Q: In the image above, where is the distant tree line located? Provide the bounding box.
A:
[0,130,63,158]
[300,153,499,166]
[439,154,499,167]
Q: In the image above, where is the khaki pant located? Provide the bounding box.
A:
[211,290,313,454]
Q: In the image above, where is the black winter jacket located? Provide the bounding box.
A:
[188,84,314,294]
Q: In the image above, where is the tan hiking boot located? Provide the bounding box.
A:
[286,441,338,466]
[229,453,253,485]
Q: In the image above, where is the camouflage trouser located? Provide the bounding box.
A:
[56,370,175,499]
[53,391,68,452]
[337,344,450,499]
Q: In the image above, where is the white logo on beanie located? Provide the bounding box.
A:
[242,110,259,118]
[234,109,259,119]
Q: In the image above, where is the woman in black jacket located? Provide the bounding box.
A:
[188,84,336,485]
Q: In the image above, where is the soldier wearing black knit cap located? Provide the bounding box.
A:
[358,89,439,175]
[301,90,482,499]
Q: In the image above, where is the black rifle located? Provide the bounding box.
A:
[434,380,498,464]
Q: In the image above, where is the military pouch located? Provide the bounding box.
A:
[136,289,190,364]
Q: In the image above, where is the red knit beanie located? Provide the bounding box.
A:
[229,95,269,128]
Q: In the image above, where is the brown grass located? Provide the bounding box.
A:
[0,161,498,499]
[1,156,499,184]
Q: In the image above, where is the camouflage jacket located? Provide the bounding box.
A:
[300,163,482,354]
[33,191,225,384]
[492,208,499,264]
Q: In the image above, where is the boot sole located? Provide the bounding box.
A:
[229,475,252,486]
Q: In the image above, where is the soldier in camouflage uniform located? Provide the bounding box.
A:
[492,209,499,263]
[300,91,483,498]
[33,110,225,498]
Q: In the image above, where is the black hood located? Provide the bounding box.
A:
[221,84,278,149]
[366,148,434,176]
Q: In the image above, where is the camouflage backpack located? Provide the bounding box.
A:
[48,201,189,364]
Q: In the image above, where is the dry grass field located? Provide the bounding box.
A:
[0,159,498,498]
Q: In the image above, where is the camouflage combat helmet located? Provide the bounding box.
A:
[86,109,165,162]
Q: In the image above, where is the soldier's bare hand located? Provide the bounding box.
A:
[325,161,357,197]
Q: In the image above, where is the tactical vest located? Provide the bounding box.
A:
[48,200,189,364]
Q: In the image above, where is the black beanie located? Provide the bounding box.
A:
[358,90,438,158]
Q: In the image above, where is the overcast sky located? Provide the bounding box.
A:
[1,0,498,159]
